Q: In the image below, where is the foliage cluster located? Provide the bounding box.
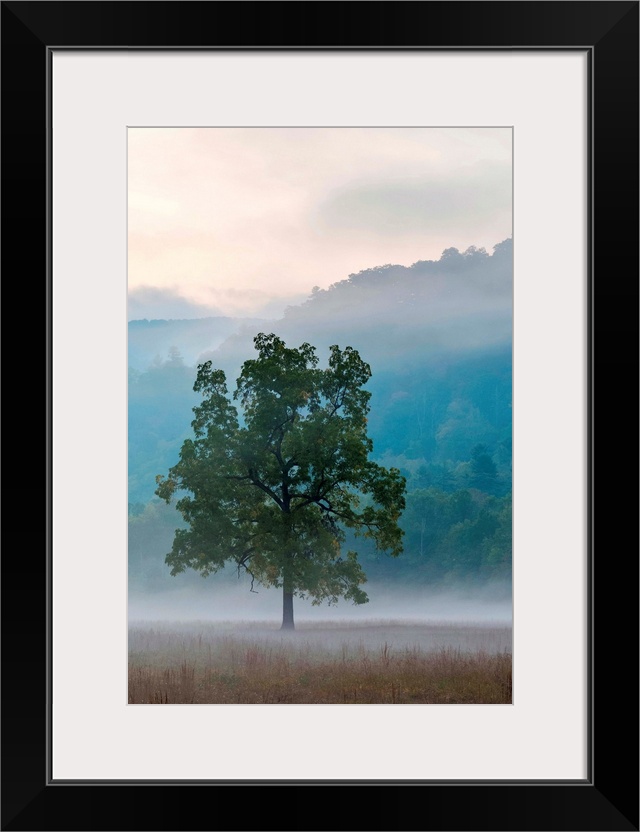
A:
[155,334,406,626]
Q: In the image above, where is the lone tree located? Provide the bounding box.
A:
[155,333,406,630]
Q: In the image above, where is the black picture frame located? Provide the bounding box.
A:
[2,2,638,830]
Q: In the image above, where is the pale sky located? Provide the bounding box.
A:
[128,127,512,320]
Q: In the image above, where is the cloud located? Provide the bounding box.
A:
[128,287,223,321]
[315,162,511,237]
[128,285,310,322]
[128,129,512,316]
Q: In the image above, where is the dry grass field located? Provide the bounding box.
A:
[128,619,512,704]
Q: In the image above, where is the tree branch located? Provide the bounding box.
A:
[236,551,259,593]
[248,469,284,509]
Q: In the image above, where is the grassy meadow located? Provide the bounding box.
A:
[128,619,512,704]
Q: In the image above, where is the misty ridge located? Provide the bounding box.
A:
[129,239,512,619]
[129,239,512,374]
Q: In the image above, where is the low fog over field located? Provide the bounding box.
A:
[129,580,511,625]
[128,613,511,704]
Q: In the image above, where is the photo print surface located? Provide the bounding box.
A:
[128,127,513,705]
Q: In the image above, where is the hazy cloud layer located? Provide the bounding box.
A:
[128,287,222,321]
[316,162,511,237]
[128,285,308,322]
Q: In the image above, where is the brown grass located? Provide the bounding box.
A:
[128,620,511,704]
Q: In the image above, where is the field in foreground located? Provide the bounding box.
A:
[128,620,512,704]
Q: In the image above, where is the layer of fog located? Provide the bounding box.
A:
[128,316,266,371]
[129,619,512,657]
[129,579,511,626]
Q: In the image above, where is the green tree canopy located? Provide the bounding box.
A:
[156,333,406,629]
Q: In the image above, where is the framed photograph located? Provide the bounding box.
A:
[126,123,515,705]
[3,2,637,830]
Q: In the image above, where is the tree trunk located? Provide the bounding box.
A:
[281,587,295,630]
[281,554,295,630]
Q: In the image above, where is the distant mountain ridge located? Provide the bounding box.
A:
[201,238,512,377]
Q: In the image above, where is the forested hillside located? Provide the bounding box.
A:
[129,240,512,594]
